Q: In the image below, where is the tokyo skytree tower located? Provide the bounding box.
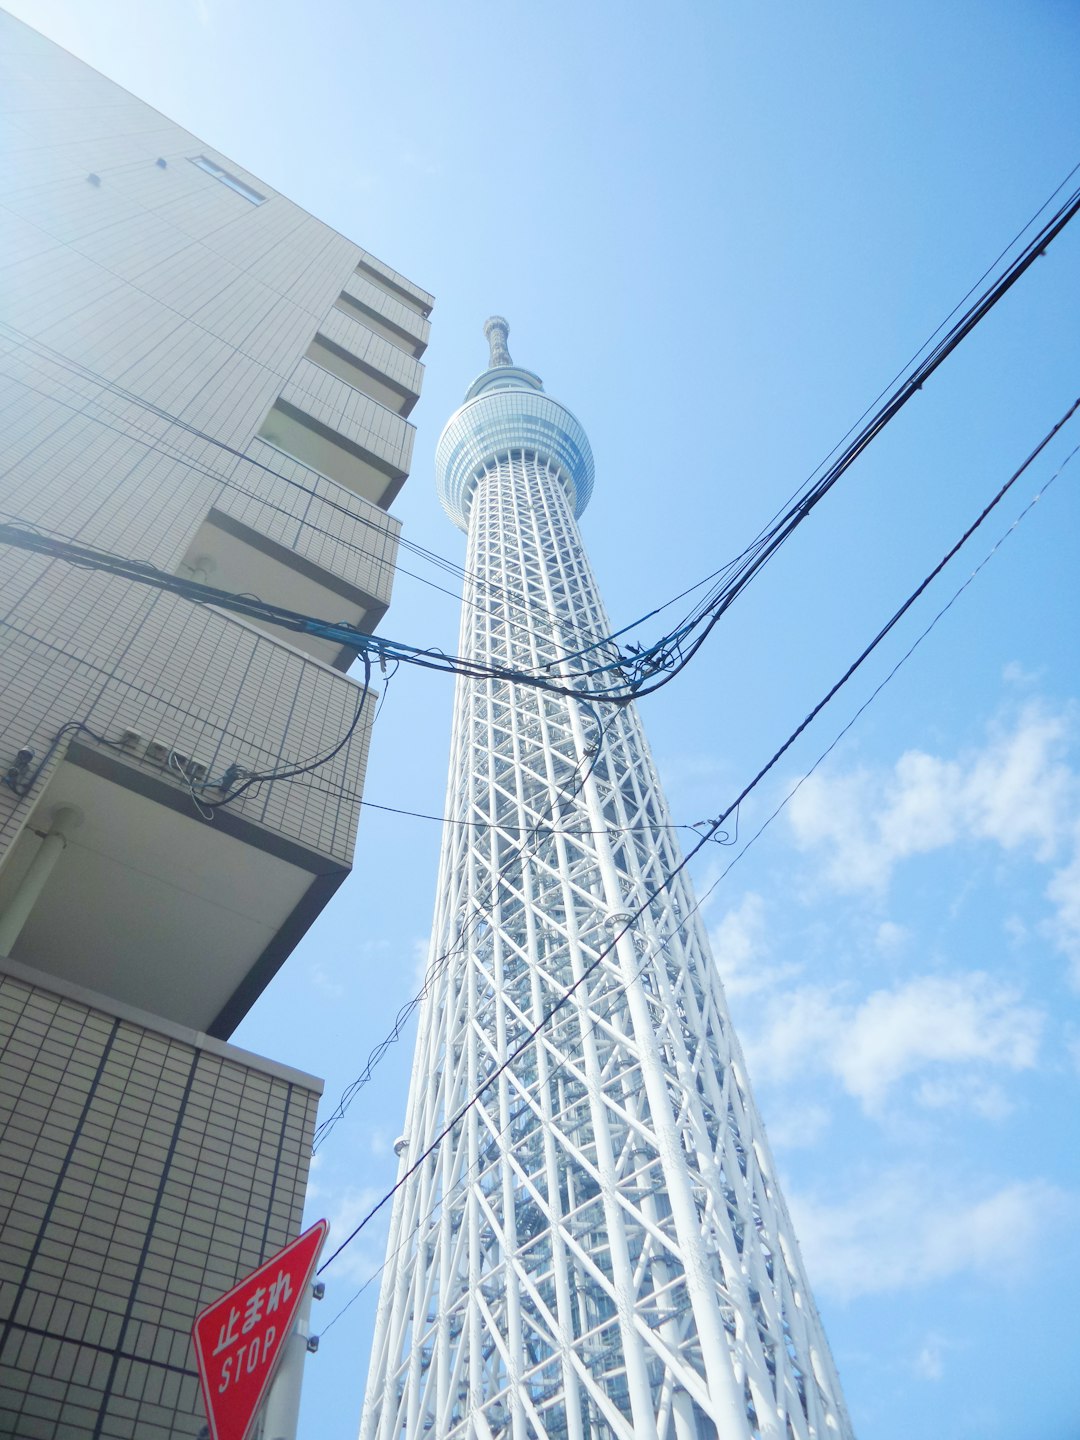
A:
[360,320,852,1440]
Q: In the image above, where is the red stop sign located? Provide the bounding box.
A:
[192,1219,328,1440]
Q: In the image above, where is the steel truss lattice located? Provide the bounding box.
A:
[360,323,853,1440]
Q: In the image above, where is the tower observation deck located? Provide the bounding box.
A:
[361,321,853,1440]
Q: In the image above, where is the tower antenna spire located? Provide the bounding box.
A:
[483,314,513,368]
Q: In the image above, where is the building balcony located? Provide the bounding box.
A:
[307,305,425,417]
[335,272,431,358]
[257,357,414,509]
[355,252,434,320]
[0,591,374,1037]
[180,440,403,668]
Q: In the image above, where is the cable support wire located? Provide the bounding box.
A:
[314,399,1077,1274]
[8,170,1077,707]
[0,323,604,659]
[1,164,1077,696]
[311,702,616,1150]
[536,170,1080,694]
[322,425,1079,1333]
[317,932,675,1343]
[358,794,713,839]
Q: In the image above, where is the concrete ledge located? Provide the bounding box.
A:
[0,951,324,1093]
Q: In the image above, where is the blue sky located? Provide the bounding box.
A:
[9,2,1080,1436]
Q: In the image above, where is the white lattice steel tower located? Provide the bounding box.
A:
[361,320,852,1440]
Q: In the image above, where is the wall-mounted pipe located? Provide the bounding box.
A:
[0,805,83,956]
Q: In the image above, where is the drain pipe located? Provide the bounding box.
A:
[0,805,83,957]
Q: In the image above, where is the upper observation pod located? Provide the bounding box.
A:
[435,318,595,531]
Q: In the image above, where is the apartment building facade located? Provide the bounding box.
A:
[0,14,431,1436]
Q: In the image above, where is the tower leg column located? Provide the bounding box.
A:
[566,700,763,1438]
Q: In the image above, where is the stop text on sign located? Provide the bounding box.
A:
[192,1219,328,1440]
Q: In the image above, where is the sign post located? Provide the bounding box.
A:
[192,1219,328,1440]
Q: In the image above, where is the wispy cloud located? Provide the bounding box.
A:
[786,701,1080,984]
[746,971,1042,1116]
[710,891,801,997]
[1046,840,1080,985]
[789,703,1075,893]
[790,1168,1072,1300]
[913,1332,954,1381]
[318,1184,394,1285]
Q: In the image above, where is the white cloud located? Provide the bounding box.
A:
[788,704,1076,894]
[785,702,1080,987]
[965,708,1071,857]
[1002,660,1042,689]
[760,1100,831,1150]
[914,1337,946,1381]
[712,893,764,993]
[790,1168,1071,1300]
[874,920,908,954]
[836,974,1041,1110]
[744,983,840,1084]
[914,1074,1013,1121]
[710,892,801,998]
[1046,838,1080,985]
[414,935,433,988]
[319,1184,394,1284]
[310,963,346,1001]
[746,972,1042,1116]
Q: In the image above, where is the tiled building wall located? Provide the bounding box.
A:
[0,560,373,866]
[0,15,432,1435]
[0,10,428,870]
[0,963,320,1439]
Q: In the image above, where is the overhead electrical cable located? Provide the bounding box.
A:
[35,154,1078,706]
[313,424,1079,1334]
[639,157,1080,646]
[0,326,603,656]
[688,433,1080,917]
[317,934,674,1342]
[5,169,1077,694]
[6,164,1077,687]
[358,795,709,838]
[7,372,1079,714]
[0,518,624,700]
[310,705,616,1150]
[535,173,1080,692]
[314,401,1077,1272]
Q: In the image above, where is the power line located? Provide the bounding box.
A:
[631,158,1080,656]
[317,429,1078,1338]
[19,150,1075,708]
[358,795,713,838]
[310,704,616,1150]
[0,325,606,657]
[7,372,1078,717]
[543,173,1080,695]
[0,516,624,701]
[684,436,1080,921]
[6,163,1077,695]
[317,931,677,1342]
[314,400,1077,1273]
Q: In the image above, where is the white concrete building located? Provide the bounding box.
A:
[0,13,431,1436]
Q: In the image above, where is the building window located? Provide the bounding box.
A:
[189,155,265,205]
